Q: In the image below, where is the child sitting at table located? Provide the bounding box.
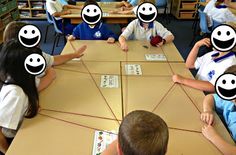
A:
[204,0,236,27]
[0,40,40,155]
[201,65,236,155]
[46,0,83,35]
[67,0,118,43]
[2,21,87,92]
[101,110,169,155]
[172,35,236,92]
[118,0,174,51]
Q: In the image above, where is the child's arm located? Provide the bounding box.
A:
[172,74,215,92]
[103,24,118,44]
[63,4,83,10]
[225,0,236,9]
[202,125,236,155]
[0,129,9,154]
[53,45,86,65]
[37,68,56,92]
[201,94,215,125]
[52,10,71,17]
[116,1,132,8]
[101,139,118,155]
[186,38,211,69]
[119,36,128,51]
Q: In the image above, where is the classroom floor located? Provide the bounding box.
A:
[24,16,195,60]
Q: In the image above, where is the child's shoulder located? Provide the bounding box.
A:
[1,84,25,97]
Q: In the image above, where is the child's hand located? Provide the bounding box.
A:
[107,37,115,44]
[156,40,164,47]
[172,74,184,83]
[109,10,118,14]
[195,38,211,48]
[46,68,56,81]
[120,42,128,52]
[202,125,217,141]
[73,45,87,58]
[67,35,76,41]
[64,10,71,15]
[201,111,214,125]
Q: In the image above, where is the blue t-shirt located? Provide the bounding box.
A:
[59,0,68,5]
[127,0,138,6]
[72,22,118,40]
[213,94,236,142]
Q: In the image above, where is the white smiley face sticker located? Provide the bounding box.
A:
[211,25,236,52]
[81,4,102,25]
[24,53,46,75]
[18,25,41,48]
[215,73,236,100]
[137,2,157,23]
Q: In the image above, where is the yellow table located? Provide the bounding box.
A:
[61,2,136,24]
[6,41,234,155]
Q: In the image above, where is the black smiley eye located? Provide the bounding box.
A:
[217,31,221,36]
[222,80,226,84]
[94,9,97,12]
[149,7,152,11]
[87,9,90,12]
[37,58,40,62]
[30,58,33,62]
[227,31,230,36]
[232,80,235,84]
[142,7,145,11]
[32,30,35,34]
[24,30,27,34]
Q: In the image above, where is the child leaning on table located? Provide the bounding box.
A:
[101,110,169,155]
[201,65,236,155]
[67,0,118,43]
[2,21,87,92]
[0,40,39,155]
[118,1,174,51]
[172,36,236,92]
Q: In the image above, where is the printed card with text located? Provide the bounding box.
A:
[92,131,117,155]
[100,75,119,88]
[125,64,142,75]
[145,54,167,61]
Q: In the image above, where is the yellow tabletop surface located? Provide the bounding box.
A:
[6,41,235,155]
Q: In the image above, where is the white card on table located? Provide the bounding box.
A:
[100,75,119,88]
[72,58,81,61]
[92,130,117,155]
[125,64,142,75]
[145,54,167,61]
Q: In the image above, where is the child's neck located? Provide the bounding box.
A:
[89,25,95,28]
[142,23,149,30]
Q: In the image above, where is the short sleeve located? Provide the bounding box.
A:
[46,2,57,16]
[194,56,205,70]
[58,0,68,5]
[213,94,225,113]
[0,87,28,130]
[224,10,236,23]
[154,21,173,39]
[42,52,54,67]
[121,20,135,40]
[228,121,236,142]
[129,0,138,6]
[72,24,81,39]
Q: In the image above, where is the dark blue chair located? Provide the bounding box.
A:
[44,4,54,43]
[156,0,169,23]
[212,20,222,29]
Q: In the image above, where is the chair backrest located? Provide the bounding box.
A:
[212,20,222,29]
[50,14,63,34]
[44,4,53,24]
[156,0,167,7]
[198,9,210,34]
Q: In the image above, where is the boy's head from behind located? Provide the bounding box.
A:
[3,21,27,42]
[118,110,169,155]
[138,0,156,5]
[84,0,98,7]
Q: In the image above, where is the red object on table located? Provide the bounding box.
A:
[150,35,163,46]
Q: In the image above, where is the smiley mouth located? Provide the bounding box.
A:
[20,36,39,46]
[26,64,44,74]
[213,38,235,49]
[218,86,236,98]
[83,14,100,23]
[139,12,155,22]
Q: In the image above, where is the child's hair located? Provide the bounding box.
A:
[215,0,225,7]
[138,0,156,5]
[0,40,39,118]
[84,0,98,6]
[118,110,169,155]
[224,65,236,74]
[3,21,27,42]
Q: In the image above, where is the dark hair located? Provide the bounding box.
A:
[224,65,236,74]
[3,21,27,42]
[84,0,98,6]
[118,110,169,155]
[0,40,39,118]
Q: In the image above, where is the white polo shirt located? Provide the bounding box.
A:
[195,51,236,85]
[0,84,28,138]
[204,0,236,27]
[121,19,173,41]
[46,0,65,20]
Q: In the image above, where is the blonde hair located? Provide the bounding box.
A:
[3,21,27,42]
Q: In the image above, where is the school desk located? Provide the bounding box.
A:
[6,59,235,154]
[61,40,184,62]
[61,2,136,24]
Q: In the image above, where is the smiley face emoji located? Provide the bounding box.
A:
[81,4,102,25]
[24,53,46,75]
[215,73,236,100]
[137,2,157,23]
[18,25,41,48]
[211,25,236,52]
